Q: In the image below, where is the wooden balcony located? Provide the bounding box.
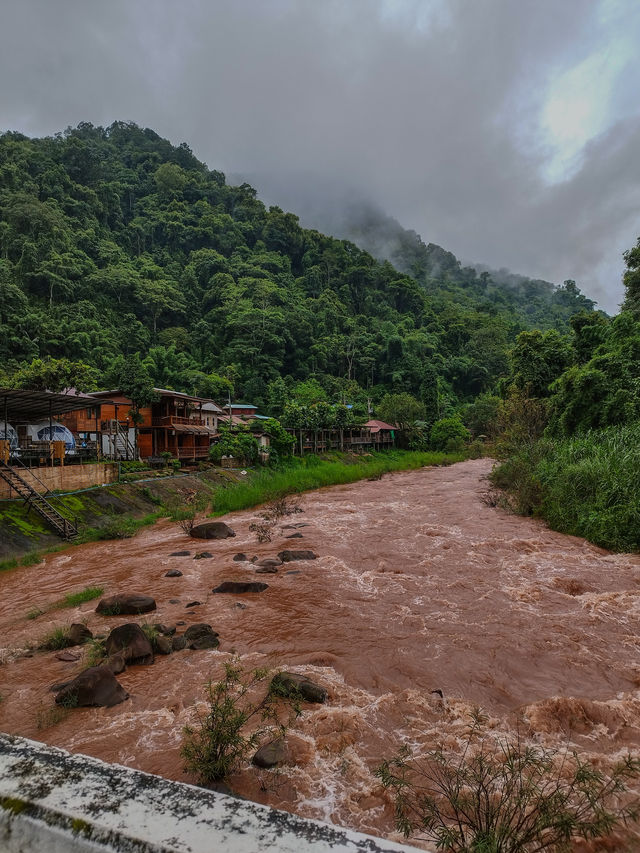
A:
[177,446,210,459]
[152,416,205,427]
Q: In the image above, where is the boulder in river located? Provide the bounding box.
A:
[256,557,282,568]
[172,635,187,651]
[212,581,268,594]
[233,553,248,562]
[190,521,236,540]
[67,623,93,646]
[96,594,156,615]
[281,523,309,529]
[277,550,317,563]
[252,738,286,768]
[170,550,190,557]
[183,623,220,650]
[105,623,154,665]
[155,635,173,655]
[270,672,327,703]
[285,533,304,539]
[165,569,183,577]
[256,566,278,574]
[55,664,128,708]
[193,551,213,559]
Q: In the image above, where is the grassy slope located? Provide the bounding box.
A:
[491,424,640,552]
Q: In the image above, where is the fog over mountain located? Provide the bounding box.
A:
[1,0,639,312]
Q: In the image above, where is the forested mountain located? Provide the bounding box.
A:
[339,202,597,329]
[0,122,596,413]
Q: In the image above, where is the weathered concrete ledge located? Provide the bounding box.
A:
[0,734,419,852]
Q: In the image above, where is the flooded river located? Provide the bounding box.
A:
[2,458,640,847]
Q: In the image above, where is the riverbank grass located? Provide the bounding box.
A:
[491,423,640,552]
[211,450,464,516]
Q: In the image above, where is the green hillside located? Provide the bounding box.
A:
[0,122,595,414]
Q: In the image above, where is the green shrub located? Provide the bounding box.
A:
[181,660,300,783]
[430,416,471,451]
[209,424,260,466]
[39,626,71,651]
[377,714,640,851]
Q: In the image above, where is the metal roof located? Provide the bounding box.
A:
[0,389,108,422]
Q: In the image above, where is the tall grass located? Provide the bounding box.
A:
[491,423,640,552]
[212,450,465,516]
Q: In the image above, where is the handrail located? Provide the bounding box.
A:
[8,455,53,495]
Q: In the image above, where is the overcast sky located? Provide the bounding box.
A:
[1,0,639,312]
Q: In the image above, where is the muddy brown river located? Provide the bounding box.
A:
[2,458,640,848]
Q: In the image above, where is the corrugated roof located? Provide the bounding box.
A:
[364,419,396,432]
[0,389,109,422]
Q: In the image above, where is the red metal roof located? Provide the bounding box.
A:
[364,419,396,433]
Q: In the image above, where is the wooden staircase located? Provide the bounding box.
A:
[0,460,79,540]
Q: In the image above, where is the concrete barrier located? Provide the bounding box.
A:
[0,734,420,852]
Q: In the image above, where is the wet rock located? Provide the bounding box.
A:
[256,557,282,568]
[49,679,72,692]
[277,550,317,563]
[106,652,126,675]
[190,521,236,540]
[67,623,93,646]
[169,599,181,604]
[55,650,80,662]
[155,635,173,655]
[170,550,190,557]
[165,569,183,577]
[171,635,187,651]
[256,566,278,574]
[252,738,286,768]
[185,601,201,608]
[105,623,154,665]
[96,594,156,615]
[270,672,327,703]
[233,553,248,562]
[55,664,128,708]
[194,551,213,559]
[282,523,309,529]
[285,533,304,539]
[183,623,220,650]
[153,623,176,636]
[285,570,301,576]
[212,581,268,594]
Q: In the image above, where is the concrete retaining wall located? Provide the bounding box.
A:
[0,734,419,853]
[0,463,119,499]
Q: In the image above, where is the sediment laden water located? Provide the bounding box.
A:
[2,459,640,848]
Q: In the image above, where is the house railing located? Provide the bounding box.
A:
[177,446,210,459]
[152,416,205,427]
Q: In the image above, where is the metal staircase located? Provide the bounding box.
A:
[0,460,79,540]
[102,420,136,460]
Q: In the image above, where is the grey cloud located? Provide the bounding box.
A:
[1,0,638,312]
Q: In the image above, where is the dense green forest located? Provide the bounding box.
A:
[491,238,640,550]
[0,122,595,420]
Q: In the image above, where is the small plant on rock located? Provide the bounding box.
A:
[181,659,300,784]
[376,712,640,852]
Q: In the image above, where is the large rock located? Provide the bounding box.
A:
[277,550,317,563]
[165,569,183,577]
[256,557,282,568]
[67,623,93,646]
[96,594,156,615]
[270,672,327,703]
[55,664,128,708]
[105,623,154,665]
[155,635,173,655]
[252,739,286,768]
[190,521,236,540]
[183,623,220,650]
[212,581,268,594]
